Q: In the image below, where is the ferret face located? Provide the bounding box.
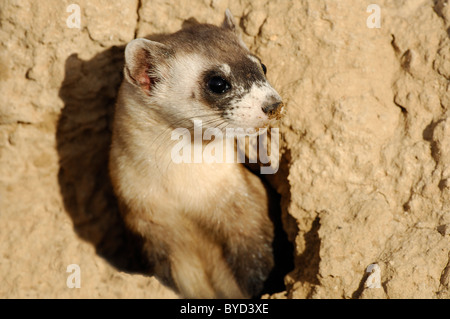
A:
[197,54,282,130]
[123,11,283,132]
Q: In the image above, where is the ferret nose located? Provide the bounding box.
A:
[262,100,283,115]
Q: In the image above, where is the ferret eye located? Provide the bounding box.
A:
[261,63,267,75]
[208,76,231,94]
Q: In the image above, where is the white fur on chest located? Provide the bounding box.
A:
[118,126,242,216]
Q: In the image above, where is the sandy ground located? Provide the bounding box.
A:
[0,0,449,298]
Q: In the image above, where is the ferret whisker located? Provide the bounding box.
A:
[151,113,230,158]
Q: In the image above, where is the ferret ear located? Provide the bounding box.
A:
[222,9,238,31]
[124,38,171,92]
[222,9,249,50]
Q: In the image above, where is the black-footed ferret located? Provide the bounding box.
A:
[109,10,291,298]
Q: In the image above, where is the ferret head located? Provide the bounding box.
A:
[124,10,283,132]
